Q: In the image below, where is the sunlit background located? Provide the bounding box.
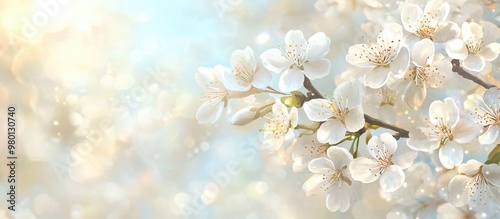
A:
[0,0,498,218]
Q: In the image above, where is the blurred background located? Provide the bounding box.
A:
[0,0,497,218]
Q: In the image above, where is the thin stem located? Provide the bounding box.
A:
[451,59,497,89]
[265,86,288,95]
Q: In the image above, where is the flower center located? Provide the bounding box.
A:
[328,96,350,122]
[465,36,484,55]
[464,169,496,206]
[377,87,399,106]
[409,11,443,39]
[471,102,500,126]
[353,38,400,66]
[203,80,228,106]
[233,62,254,84]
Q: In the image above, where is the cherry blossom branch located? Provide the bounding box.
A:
[303,77,324,99]
[451,59,498,89]
[364,115,409,139]
[302,77,410,139]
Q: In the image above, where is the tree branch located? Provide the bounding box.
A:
[451,59,497,89]
[364,114,409,139]
[303,77,324,99]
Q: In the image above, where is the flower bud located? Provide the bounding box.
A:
[231,107,258,126]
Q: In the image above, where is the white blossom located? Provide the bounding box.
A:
[196,66,229,124]
[465,88,500,144]
[260,30,331,92]
[407,98,478,169]
[349,133,417,192]
[223,46,272,91]
[446,22,500,72]
[303,146,356,212]
[261,101,298,151]
[346,23,409,88]
[303,81,365,144]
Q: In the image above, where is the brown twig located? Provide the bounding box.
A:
[303,77,324,99]
[451,59,497,89]
[364,114,409,139]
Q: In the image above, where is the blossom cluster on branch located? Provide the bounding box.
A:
[197,0,500,217]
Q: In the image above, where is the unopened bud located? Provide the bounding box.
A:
[231,107,258,126]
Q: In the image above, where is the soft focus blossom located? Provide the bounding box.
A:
[261,101,298,151]
[196,66,229,124]
[346,23,409,88]
[388,38,453,109]
[446,22,500,72]
[303,146,356,212]
[401,0,460,44]
[314,0,355,17]
[260,30,331,92]
[465,88,500,144]
[223,46,272,91]
[303,81,364,144]
[407,98,478,169]
[349,133,417,192]
[292,134,330,172]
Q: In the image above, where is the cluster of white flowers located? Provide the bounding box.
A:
[197,0,500,217]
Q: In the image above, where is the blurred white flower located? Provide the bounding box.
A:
[446,22,500,72]
[401,0,460,44]
[314,0,354,17]
[349,133,417,192]
[223,46,272,91]
[292,134,330,172]
[388,38,453,109]
[303,81,365,144]
[448,159,500,208]
[260,30,331,92]
[302,146,356,212]
[363,86,401,124]
[196,66,229,124]
[465,88,500,144]
[407,98,478,169]
[261,101,298,151]
[346,23,409,88]
[231,107,259,126]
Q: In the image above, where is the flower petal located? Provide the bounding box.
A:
[439,141,464,169]
[429,97,459,128]
[307,32,331,60]
[344,106,365,132]
[407,128,441,152]
[457,159,482,176]
[446,39,468,60]
[279,68,304,92]
[260,48,291,73]
[401,3,423,33]
[364,66,391,89]
[424,0,449,26]
[349,157,380,183]
[196,101,224,124]
[448,175,468,207]
[346,44,378,68]
[393,148,418,169]
[302,58,331,80]
[403,82,426,110]
[327,147,353,170]
[462,55,485,72]
[377,23,403,45]
[479,125,500,145]
[317,119,346,144]
[251,65,272,89]
[308,157,335,173]
[482,164,500,187]
[462,22,483,42]
[303,99,334,122]
[302,174,326,196]
[326,181,352,212]
[433,21,460,43]
[452,120,479,144]
[411,38,434,67]
[334,81,362,108]
[380,165,405,192]
[390,47,410,77]
[478,42,500,61]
